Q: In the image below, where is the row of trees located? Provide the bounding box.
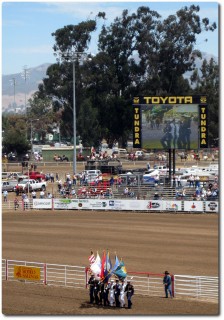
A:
[2,5,219,155]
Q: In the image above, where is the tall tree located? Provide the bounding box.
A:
[28,5,217,148]
[2,115,29,155]
[191,58,219,146]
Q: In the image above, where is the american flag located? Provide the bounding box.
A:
[88,251,96,265]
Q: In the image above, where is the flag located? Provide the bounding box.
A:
[104,251,112,282]
[90,251,101,279]
[88,251,96,265]
[113,260,127,280]
[111,254,120,273]
[100,251,106,280]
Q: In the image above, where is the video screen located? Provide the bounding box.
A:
[141,104,199,150]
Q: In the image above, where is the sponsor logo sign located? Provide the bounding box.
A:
[184,201,204,212]
[206,201,218,212]
[164,201,181,211]
[33,199,52,209]
[147,201,161,210]
[14,266,40,281]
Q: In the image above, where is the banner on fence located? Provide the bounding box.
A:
[33,199,52,209]
[183,201,204,212]
[31,198,217,213]
[14,265,40,281]
[205,201,219,212]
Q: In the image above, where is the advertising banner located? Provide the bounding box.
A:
[31,198,218,213]
[144,200,164,211]
[183,201,204,212]
[163,201,182,211]
[205,201,219,213]
[33,199,52,209]
[53,199,74,210]
[14,265,40,281]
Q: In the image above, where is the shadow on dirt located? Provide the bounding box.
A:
[80,301,124,310]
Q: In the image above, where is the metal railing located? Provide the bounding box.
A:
[2,259,85,289]
[174,275,219,302]
[2,259,218,302]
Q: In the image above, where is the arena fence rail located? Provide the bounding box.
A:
[2,259,218,303]
[174,274,219,302]
[2,198,219,213]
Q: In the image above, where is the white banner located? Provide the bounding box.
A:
[53,199,75,210]
[205,201,219,213]
[31,198,218,213]
[184,201,204,212]
[163,201,182,211]
[33,199,52,209]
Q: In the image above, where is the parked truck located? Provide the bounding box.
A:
[16,179,47,192]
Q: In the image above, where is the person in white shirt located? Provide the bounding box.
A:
[109,280,115,306]
[40,190,45,199]
[189,175,195,187]
[31,190,37,199]
[177,175,181,187]
[3,190,8,202]
[120,279,126,308]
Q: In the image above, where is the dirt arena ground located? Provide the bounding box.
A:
[2,209,219,315]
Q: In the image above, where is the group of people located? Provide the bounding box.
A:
[88,276,134,309]
[160,116,192,149]
[175,175,219,201]
[88,270,173,309]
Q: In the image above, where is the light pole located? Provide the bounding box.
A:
[9,78,16,110]
[21,65,29,115]
[59,51,87,174]
[30,119,39,161]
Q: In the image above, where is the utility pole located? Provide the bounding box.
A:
[10,78,16,110]
[21,65,29,115]
[30,119,39,160]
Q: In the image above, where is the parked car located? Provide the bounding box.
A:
[112,148,128,159]
[24,171,46,181]
[2,180,18,192]
[2,172,29,181]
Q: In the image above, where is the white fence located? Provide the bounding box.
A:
[2,198,219,213]
[2,259,86,288]
[2,259,218,302]
[174,275,219,302]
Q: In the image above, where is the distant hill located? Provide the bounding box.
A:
[2,63,52,113]
[2,52,218,113]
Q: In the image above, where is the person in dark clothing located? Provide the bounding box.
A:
[99,281,104,305]
[179,115,191,149]
[113,279,121,307]
[125,280,134,309]
[88,274,95,304]
[163,271,172,298]
[93,279,100,305]
[160,121,172,149]
[103,282,110,306]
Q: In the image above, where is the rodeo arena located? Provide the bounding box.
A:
[2,96,219,315]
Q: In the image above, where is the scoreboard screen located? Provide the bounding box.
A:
[133,95,207,150]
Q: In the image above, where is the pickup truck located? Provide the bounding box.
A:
[24,171,46,181]
[16,179,47,192]
[2,180,18,192]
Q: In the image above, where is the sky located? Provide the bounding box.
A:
[1,0,220,75]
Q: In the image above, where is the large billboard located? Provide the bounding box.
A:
[133,95,208,150]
